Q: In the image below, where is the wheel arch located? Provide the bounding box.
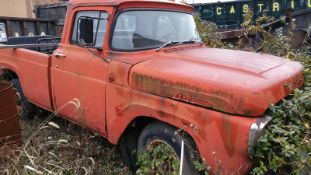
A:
[116,115,200,148]
[117,115,200,171]
[2,68,19,80]
[118,115,198,146]
[0,64,20,81]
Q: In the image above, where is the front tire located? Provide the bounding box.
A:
[11,79,37,119]
[137,121,201,175]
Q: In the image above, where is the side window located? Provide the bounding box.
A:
[71,11,108,48]
[112,14,137,50]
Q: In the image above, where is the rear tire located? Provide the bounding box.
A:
[137,121,201,175]
[11,79,37,119]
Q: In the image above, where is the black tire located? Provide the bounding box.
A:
[119,128,140,172]
[137,121,201,175]
[11,79,37,119]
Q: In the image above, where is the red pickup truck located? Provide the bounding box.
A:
[0,0,304,174]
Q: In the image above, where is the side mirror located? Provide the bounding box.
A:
[78,17,94,46]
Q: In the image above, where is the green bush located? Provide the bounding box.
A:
[196,10,311,175]
[252,89,311,174]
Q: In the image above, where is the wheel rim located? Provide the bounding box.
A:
[144,139,180,174]
[147,139,179,160]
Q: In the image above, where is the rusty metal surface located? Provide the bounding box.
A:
[0,82,21,146]
[217,17,290,41]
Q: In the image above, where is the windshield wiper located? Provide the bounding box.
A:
[156,41,180,51]
[156,40,202,51]
[181,40,202,44]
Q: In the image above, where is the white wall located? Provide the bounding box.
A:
[0,0,28,18]
[0,0,63,18]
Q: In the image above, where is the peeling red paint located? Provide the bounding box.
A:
[129,47,304,117]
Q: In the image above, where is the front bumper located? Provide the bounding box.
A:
[248,115,272,155]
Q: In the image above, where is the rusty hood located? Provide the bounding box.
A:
[128,47,304,117]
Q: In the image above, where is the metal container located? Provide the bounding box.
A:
[36,2,68,22]
[35,2,68,35]
[0,82,21,146]
[292,8,311,44]
[0,16,59,41]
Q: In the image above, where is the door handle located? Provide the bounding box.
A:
[54,53,66,59]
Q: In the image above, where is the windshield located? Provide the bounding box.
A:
[111,10,201,51]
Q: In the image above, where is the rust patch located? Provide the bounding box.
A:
[217,114,237,158]
[107,61,132,86]
[108,74,115,83]
[157,97,167,118]
[131,72,236,114]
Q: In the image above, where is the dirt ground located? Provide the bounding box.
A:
[0,111,131,175]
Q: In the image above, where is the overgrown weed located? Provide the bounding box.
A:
[196,9,311,175]
[0,112,130,175]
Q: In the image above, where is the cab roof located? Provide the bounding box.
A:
[69,0,192,8]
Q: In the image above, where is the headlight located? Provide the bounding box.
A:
[248,115,272,155]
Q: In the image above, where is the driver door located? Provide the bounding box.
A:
[51,7,112,136]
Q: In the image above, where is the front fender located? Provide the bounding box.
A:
[106,83,257,174]
[106,83,200,144]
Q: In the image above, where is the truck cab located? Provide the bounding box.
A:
[0,0,304,174]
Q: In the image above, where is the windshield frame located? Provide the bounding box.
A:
[109,9,199,52]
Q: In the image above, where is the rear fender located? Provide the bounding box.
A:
[0,48,52,110]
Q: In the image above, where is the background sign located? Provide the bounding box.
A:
[0,23,7,43]
[193,0,311,29]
